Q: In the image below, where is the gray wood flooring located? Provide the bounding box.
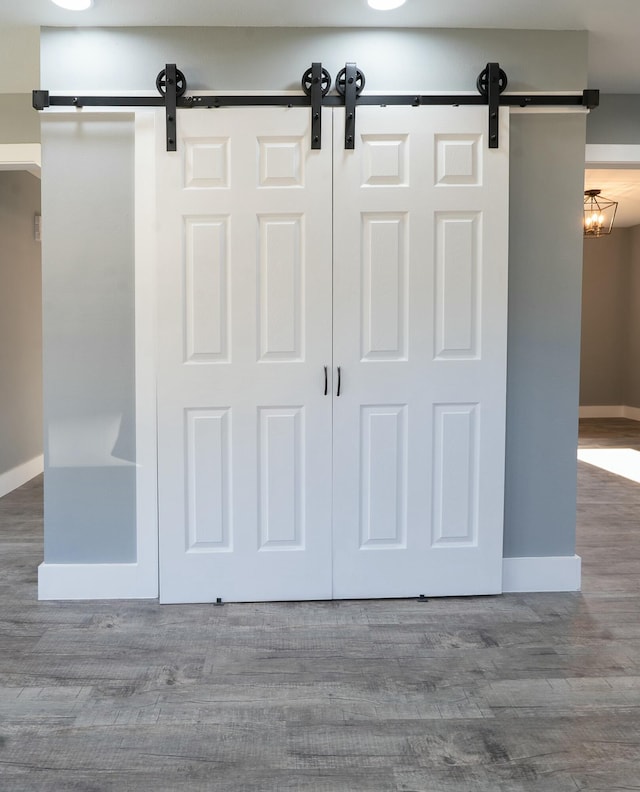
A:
[1,418,639,790]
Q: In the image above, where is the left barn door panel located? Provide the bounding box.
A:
[156,108,333,603]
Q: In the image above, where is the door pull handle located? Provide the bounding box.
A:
[324,366,328,396]
[336,366,342,397]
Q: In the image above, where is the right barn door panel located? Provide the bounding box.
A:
[332,106,509,598]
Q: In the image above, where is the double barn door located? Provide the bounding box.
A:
[156,104,509,603]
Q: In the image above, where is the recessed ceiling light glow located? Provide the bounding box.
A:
[368,0,406,9]
[51,0,93,10]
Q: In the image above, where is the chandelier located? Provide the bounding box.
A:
[584,189,618,238]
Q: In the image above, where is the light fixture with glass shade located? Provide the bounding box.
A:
[584,189,618,238]
[368,0,407,9]
[51,0,93,9]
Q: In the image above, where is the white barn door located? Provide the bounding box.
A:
[332,106,509,598]
[156,108,333,603]
[155,104,509,603]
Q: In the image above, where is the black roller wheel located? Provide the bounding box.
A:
[476,67,508,97]
[335,67,366,96]
[301,67,332,97]
[156,68,187,98]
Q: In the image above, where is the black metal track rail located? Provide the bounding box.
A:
[32,61,599,152]
[32,93,597,109]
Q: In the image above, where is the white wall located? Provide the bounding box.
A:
[41,116,136,563]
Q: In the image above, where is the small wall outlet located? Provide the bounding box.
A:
[34,214,42,243]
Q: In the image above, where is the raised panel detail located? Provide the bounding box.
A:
[184,138,229,189]
[258,408,304,550]
[434,212,481,360]
[360,405,407,549]
[361,213,408,361]
[432,404,478,547]
[258,136,304,187]
[435,134,481,186]
[361,135,408,186]
[258,215,304,361]
[185,216,230,362]
[186,409,232,552]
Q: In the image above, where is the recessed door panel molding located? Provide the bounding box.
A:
[361,134,409,187]
[431,403,478,547]
[184,137,230,189]
[359,405,408,549]
[184,215,230,363]
[258,214,304,362]
[435,134,482,186]
[361,212,408,361]
[258,136,305,187]
[258,407,305,551]
[434,211,481,360]
[186,408,232,552]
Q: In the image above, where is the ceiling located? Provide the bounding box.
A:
[1,0,640,92]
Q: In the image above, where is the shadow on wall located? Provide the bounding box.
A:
[48,413,135,467]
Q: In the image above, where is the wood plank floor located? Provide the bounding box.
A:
[1,418,639,791]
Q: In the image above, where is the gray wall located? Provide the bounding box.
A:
[503,113,585,559]
[586,94,640,145]
[580,229,630,406]
[0,171,43,476]
[40,26,588,564]
[41,27,587,92]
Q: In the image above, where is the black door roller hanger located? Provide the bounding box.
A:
[33,61,599,152]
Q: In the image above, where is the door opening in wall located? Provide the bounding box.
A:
[578,148,640,589]
[580,153,640,423]
[0,147,44,501]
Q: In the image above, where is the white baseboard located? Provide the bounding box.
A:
[0,454,44,498]
[579,405,624,418]
[38,556,580,599]
[502,555,581,593]
[579,405,640,420]
[38,562,158,600]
